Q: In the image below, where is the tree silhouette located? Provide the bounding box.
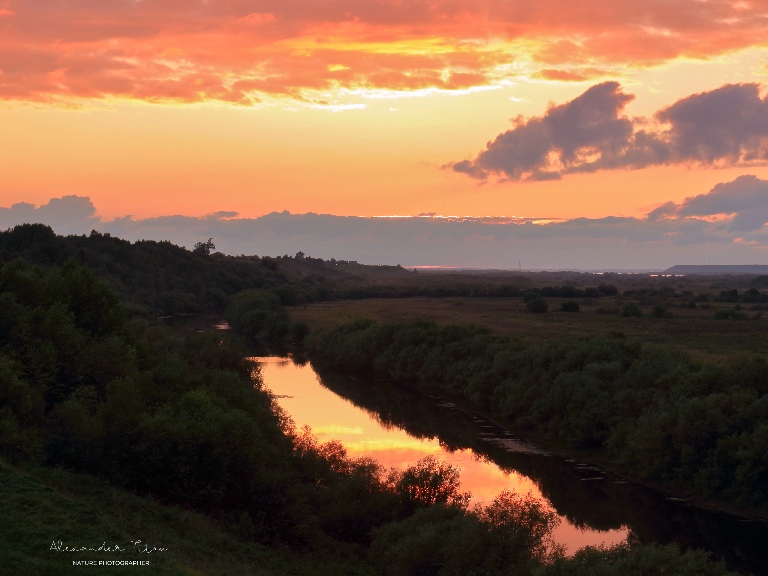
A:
[193,238,215,256]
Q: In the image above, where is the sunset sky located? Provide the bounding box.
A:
[3,1,768,267]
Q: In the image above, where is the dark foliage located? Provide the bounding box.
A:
[526,298,549,313]
[619,302,642,317]
[560,301,580,312]
[0,255,490,555]
[0,225,338,319]
[305,320,768,511]
[651,303,671,318]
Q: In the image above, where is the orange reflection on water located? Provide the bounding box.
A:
[255,357,628,553]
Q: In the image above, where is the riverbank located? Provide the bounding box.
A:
[476,394,768,524]
[302,320,768,521]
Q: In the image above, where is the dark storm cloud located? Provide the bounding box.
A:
[450,83,768,181]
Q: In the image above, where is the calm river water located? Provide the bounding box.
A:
[254,356,767,574]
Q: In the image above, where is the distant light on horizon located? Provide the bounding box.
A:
[372,214,567,225]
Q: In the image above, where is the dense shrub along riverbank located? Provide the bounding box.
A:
[304,319,768,515]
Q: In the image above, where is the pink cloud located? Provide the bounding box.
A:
[238,12,276,25]
[450,83,768,181]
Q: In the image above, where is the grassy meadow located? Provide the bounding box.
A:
[289,295,768,363]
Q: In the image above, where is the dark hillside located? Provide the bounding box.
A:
[0,224,407,316]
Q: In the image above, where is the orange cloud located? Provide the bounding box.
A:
[2,1,768,104]
[534,68,612,82]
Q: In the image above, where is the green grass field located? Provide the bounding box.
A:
[289,296,768,363]
[0,460,371,576]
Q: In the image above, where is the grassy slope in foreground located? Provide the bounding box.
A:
[0,460,371,576]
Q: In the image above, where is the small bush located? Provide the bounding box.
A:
[619,303,642,317]
[526,298,548,313]
[523,291,541,303]
[597,283,619,296]
[561,301,580,312]
[651,304,672,319]
[713,308,746,320]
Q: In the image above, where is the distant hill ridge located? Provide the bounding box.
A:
[664,264,768,274]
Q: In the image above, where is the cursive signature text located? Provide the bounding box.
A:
[50,540,167,553]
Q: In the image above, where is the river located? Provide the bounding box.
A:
[255,355,768,575]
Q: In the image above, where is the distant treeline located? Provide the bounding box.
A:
[622,286,768,304]
[0,223,318,316]
[0,224,622,316]
[305,320,768,514]
[0,224,409,316]
[340,283,620,300]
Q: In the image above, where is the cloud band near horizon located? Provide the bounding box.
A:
[4,176,768,269]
